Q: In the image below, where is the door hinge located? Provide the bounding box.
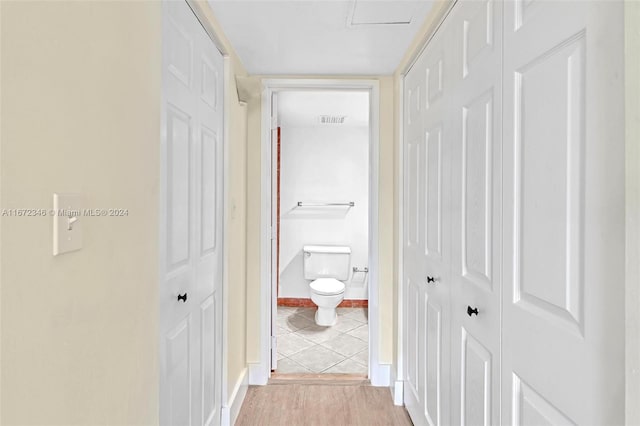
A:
[269,225,276,240]
[271,335,277,351]
[271,116,278,130]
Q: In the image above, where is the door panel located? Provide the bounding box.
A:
[425,125,442,257]
[200,128,218,254]
[404,44,427,426]
[461,91,494,289]
[449,1,502,425]
[502,1,625,424]
[512,374,575,426]
[406,279,420,406]
[200,296,217,426]
[460,328,492,426]
[167,105,192,269]
[514,34,585,332]
[425,300,443,426]
[161,1,224,425]
[407,137,422,248]
[167,318,192,426]
[404,22,452,426]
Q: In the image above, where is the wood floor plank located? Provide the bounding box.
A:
[235,384,413,426]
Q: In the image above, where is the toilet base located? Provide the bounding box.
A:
[315,306,338,326]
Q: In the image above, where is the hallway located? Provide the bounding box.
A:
[0,0,638,425]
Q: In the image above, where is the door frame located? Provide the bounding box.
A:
[159,1,229,423]
[255,78,384,385]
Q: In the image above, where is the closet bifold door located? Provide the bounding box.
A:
[501,1,625,425]
[403,16,454,426]
[448,1,503,425]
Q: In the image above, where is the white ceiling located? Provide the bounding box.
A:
[278,91,369,127]
[208,0,435,75]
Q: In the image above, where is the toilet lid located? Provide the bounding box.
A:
[310,278,345,295]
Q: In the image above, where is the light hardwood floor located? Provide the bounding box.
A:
[235,383,413,426]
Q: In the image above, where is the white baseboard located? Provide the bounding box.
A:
[392,380,404,406]
[370,363,391,387]
[248,362,268,385]
[221,368,249,426]
[389,367,404,406]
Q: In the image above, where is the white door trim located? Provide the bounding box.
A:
[219,55,232,422]
[393,75,405,406]
[184,0,228,57]
[255,78,382,385]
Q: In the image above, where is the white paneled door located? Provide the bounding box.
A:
[403,22,452,426]
[449,1,503,425]
[160,1,224,426]
[501,1,624,424]
[403,1,624,425]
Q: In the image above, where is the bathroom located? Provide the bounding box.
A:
[273,90,370,376]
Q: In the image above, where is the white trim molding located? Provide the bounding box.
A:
[392,379,404,407]
[394,73,405,403]
[219,53,232,423]
[248,362,268,385]
[221,368,248,426]
[259,79,382,384]
[370,363,391,387]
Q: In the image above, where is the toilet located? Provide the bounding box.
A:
[303,245,350,326]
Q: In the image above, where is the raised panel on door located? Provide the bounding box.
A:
[460,328,492,426]
[514,34,585,333]
[200,127,218,256]
[406,280,421,407]
[166,317,192,426]
[502,1,624,424]
[425,50,444,110]
[424,299,443,426]
[425,124,443,260]
[512,374,575,426]
[462,90,494,292]
[200,296,217,426]
[407,136,422,249]
[167,105,192,270]
[448,1,502,425]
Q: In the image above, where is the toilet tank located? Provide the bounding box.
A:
[303,245,351,281]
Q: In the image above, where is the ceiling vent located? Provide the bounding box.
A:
[319,115,346,124]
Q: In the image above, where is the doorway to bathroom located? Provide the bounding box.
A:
[275,89,369,376]
[258,79,383,383]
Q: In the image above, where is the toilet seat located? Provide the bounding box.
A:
[310,278,345,295]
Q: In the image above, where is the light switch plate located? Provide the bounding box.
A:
[53,193,84,256]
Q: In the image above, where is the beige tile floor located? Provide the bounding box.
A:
[275,306,368,374]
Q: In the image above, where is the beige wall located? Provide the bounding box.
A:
[245,93,262,363]
[0,1,161,424]
[0,0,249,423]
[626,1,640,424]
[377,77,395,363]
[244,76,396,365]
[224,57,249,400]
